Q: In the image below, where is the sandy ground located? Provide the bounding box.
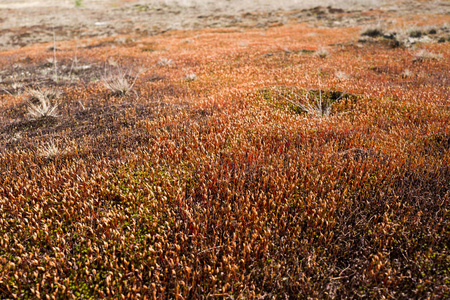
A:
[0,0,448,50]
[0,0,388,10]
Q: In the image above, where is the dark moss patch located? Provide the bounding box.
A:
[2,116,58,135]
[259,87,359,116]
[361,28,384,38]
[421,132,450,155]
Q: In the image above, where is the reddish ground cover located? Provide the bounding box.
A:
[0,3,449,299]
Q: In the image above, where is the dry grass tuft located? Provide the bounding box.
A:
[315,47,329,58]
[156,58,173,67]
[37,140,61,159]
[286,89,345,117]
[26,88,60,119]
[335,71,350,81]
[184,72,198,81]
[102,67,141,96]
[413,49,443,62]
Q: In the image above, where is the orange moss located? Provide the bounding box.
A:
[0,7,449,299]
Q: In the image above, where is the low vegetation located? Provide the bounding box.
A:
[0,6,448,299]
[26,88,60,119]
[102,66,141,97]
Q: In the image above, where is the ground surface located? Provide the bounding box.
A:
[0,0,449,299]
[1,0,448,50]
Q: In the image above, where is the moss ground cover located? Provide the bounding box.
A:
[0,6,449,299]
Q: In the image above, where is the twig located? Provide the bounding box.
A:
[1,87,13,96]
[53,30,58,82]
[208,293,230,298]
[78,101,86,110]
[197,245,224,255]
[330,276,350,280]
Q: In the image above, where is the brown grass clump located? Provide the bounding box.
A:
[26,88,60,119]
[102,66,142,96]
[0,5,449,299]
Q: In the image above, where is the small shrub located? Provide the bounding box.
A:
[361,27,384,38]
[409,29,423,38]
[428,28,437,35]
